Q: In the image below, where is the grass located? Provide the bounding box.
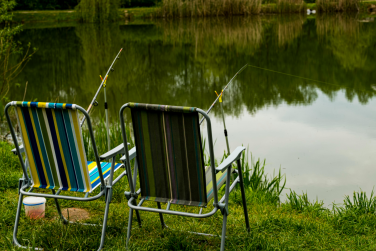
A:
[10,1,375,23]
[316,0,360,12]
[2,125,376,249]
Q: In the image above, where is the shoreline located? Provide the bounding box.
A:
[11,2,375,24]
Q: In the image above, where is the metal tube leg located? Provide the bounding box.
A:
[13,193,24,248]
[237,159,250,232]
[52,190,68,224]
[157,202,166,229]
[132,163,142,227]
[135,209,142,227]
[220,212,228,251]
[98,188,111,251]
[126,208,134,248]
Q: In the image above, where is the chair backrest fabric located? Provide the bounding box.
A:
[13,101,91,193]
[129,103,208,207]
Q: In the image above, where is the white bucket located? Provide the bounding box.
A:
[23,197,46,219]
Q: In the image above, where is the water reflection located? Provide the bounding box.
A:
[11,14,376,120]
[7,13,376,204]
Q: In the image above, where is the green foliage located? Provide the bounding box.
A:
[0,141,22,191]
[335,190,376,216]
[241,149,286,202]
[276,0,306,13]
[285,190,327,215]
[75,0,120,23]
[316,0,359,12]
[156,0,262,18]
[82,116,134,161]
[0,0,35,112]
[14,0,79,10]
[120,0,159,8]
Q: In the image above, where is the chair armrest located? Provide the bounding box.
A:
[11,145,25,155]
[216,146,246,172]
[99,143,130,161]
[120,147,137,162]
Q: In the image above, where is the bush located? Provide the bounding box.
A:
[14,0,79,10]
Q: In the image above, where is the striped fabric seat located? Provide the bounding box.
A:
[129,103,207,207]
[13,101,121,193]
[205,166,233,202]
[88,161,123,190]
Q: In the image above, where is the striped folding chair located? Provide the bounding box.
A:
[120,103,250,251]
[5,101,134,251]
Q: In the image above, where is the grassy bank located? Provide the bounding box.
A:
[2,121,376,250]
[11,1,376,23]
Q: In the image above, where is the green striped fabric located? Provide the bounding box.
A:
[129,103,196,113]
[205,166,232,202]
[131,105,207,207]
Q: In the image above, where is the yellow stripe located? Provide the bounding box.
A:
[16,108,41,187]
[71,111,91,192]
[89,163,112,184]
[88,161,98,172]
[28,108,50,188]
[206,169,226,192]
[51,109,72,189]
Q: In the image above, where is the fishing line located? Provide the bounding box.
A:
[247,64,372,92]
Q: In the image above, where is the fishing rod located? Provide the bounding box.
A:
[215,90,230,155]
[80,48,123,152]
[199,64,248,125]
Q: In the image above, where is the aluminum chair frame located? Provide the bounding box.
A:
[5,102,133,251]
[120,103,250,251]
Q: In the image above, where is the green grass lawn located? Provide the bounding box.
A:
[2,139,376,250]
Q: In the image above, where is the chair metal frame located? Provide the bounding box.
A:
[5,102,132,251]
[120,103,250,251]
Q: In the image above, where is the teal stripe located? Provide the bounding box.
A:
[31,108,55,188]
[137,112,149,195]
[192,116,203,203]
[62,110,85,192]
[54,110,78,191]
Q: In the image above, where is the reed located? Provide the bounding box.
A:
[276,15,305,46]
[316,13,359,37]
[316,0,359,13]
[285,190,327,215]
[156,0,262,17]
[159,17,264,55]
[275,0,306,13]
[240,148,286,202]
[334,190,376,216]
[82,116,134,161]
[75,0,120,22]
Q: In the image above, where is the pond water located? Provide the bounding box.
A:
[7,13,376,206]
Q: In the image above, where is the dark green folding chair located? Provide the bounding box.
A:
[120,102,250,250]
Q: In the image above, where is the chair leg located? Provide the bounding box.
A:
[52,190,68,224]
[13,193,24,248]
[135,209,142,227]
[98,188,112,251]
[157,202,166,229]
[220,212,228,251]
[126,208,134,248]
[237,159,250,232]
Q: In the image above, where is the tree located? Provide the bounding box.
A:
[0,0,35,112]
[75,0,120,23]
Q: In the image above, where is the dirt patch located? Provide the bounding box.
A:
[61,208,90,222]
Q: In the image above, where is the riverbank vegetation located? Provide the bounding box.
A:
[2,120,376,249]
[10,0,376,23]
[0,0,35,118]
[316,0,360,12]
